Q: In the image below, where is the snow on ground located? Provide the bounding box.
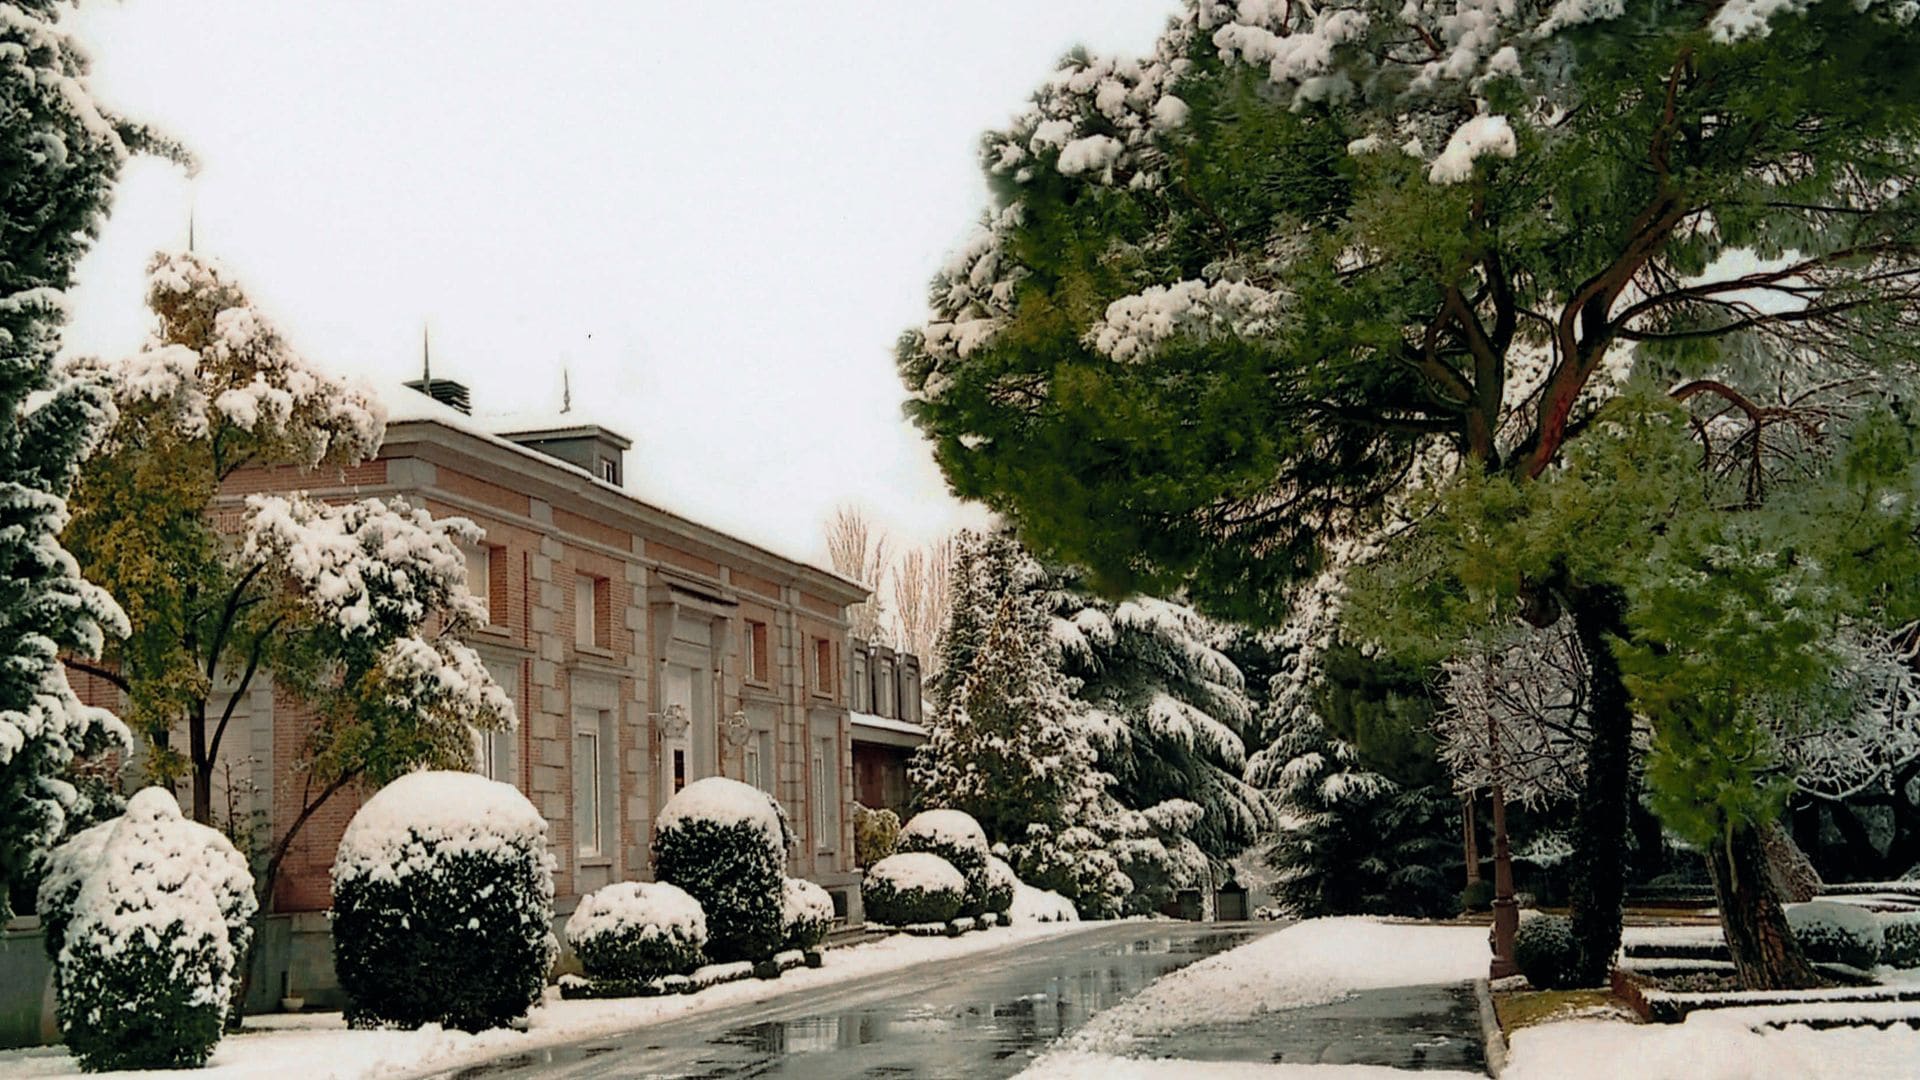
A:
[1019,916,1489,1076]
[1504,1015,1920,1080]
[0,920,1096,1080]
[1026,1054,1482,1079]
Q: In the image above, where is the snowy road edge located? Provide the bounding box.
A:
[1474,977,1507,1077]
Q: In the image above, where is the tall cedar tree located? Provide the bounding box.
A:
[899,0,1920,986]
[0,0,166,914]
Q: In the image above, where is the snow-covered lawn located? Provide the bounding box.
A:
[0,920,1097,1080]
[1504,1014,1920,1080]
[1017,916,1491,1078]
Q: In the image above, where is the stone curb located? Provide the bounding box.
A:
[1473,978,1508,1077]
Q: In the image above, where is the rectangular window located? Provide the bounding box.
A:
[574,728,601,858]
[461,541,492,624]
[811,736,837,854]
[573,702,615,861]
[575,573,600,648]
[746,620,770,683]
[744,738,763,792]
[812,639,834,698]
[598,457,620,485]
[475,659,519,783]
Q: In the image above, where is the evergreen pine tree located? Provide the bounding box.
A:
[912,558,1082,844]
[0,1,155,914]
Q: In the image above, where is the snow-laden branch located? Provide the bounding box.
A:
[1436,617,1591,807]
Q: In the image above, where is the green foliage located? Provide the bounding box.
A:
[652,816,787,964]
[1880,914,1920,970]
[781,878,834,952]
[1514,914,1584,991]
[0,2,139,918]
[862,854,967,926]
[59,920,226,1072]
[333,844,554,1033]
[566,885,706,984]
[1785,901,1884,971]
[984,856,1017,916]
[897,814,992,918]
[853,804,900,868]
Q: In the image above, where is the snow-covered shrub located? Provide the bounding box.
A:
[984,855,1017,916]
[1514,912,1582,990]
[781,877,834,951]
[566,881,706,984]
[331,771,555,1033]
[56,789,250,1072]
[898,809,992,917]
[854,803,900,868]
[1787,901,1883,971]
[35,819,114,961]
[1008,879,1080,924]
[863,852,966,926]
[1882,913,1920,969]
[652,776,790,963]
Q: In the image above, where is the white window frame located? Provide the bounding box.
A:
[573,703,615,862]
[475,658,519,783]
[811,737,837,854]
[574,573,599,648]
[461,541,492,624]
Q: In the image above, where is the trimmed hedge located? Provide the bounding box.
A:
[653,777,792,963]
[1788,901,1883,971]
[567,881,707,983]
[332,772,556,1033]
[984,856,1017,917]
[898,810,992,918]
[782,877,835,951]
[1884,913,1920,969]
[1515,913,1583,990]
[864,852,966,926]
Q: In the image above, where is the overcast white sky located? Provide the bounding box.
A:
[61,1,1175,563]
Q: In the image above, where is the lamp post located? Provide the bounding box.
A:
[1487,654,1518,980]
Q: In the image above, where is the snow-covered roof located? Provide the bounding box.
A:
[850,711,930,742]
[369,375,863,599]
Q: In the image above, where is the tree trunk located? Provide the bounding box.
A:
[1463,794,1481,889]
[1707,822,1824,990]
[1565,584,1633,987]
[192,766,213,826]
[1760,821,1821,903]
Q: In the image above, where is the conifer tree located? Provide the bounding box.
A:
[912,534,1083,844]
[0,0,158,913]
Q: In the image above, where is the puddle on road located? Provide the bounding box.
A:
[698,925,1264,1076]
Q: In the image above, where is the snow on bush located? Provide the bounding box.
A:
[55,788,251,1071]
[35,818,113,960]
[566,880,707,984]
[863,852,967,927]
[1787,900,1884,971]
[1514,911,1583,990]
[1883,912,1920,969]
[898,809,992,917]
[331,770,555,1033]
[781,877,834,951]
[984,855,1017,916]
[1008,879,1080,925]
[652,776,790,963]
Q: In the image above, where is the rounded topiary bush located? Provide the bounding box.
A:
[36,819,114,962]
[863,852,966,927]
[652,776,790,963]
[56,788,249,1072]
[1882,913,1920,969]
[1788,900,1884,971]
[983,855,1017,917]
[782,877,835,951]
[1513,912,1583,990]
[567,881,707,983]
[897,809,991,917]
[332,771,556,1033]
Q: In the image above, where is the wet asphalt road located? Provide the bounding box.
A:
[430,920,1279,1080]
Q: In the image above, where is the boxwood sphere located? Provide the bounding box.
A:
[331,772,556,1033]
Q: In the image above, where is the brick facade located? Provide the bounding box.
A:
[103,408,872,920]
